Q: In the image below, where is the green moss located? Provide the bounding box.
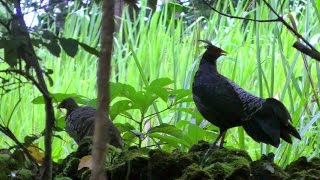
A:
[16,168,34,179]
[188,140,211,153]
[54,175,73,180]
[0,153,17,169]
[177,163,212,180]
[285,156,320,179]
[251,153,288,180]
[205,157,251,179]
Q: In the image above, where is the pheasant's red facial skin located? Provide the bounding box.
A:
[207,46,227,58]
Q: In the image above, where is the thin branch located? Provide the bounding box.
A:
[202,0,280,22]
[261,0,318,52]
[0,69,49,98]
[293,42,320,62]
[5,99,20,127]
[143,102,177,120]
[0,125,39,169]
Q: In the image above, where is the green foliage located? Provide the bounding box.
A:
[0,0,319,166]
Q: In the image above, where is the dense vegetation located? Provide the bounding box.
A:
[0,0,319,175]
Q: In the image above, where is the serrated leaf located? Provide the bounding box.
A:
[59,38,79,57]
[147,123,183,138]
[78,42,100,57]
[44,40,61,57]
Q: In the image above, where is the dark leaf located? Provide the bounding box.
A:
[24,135,39,146]
[43,40,61,57]
[78,42,100,57]
[59,38,79,57]
[4,46,18,67]
[42,30,56,40]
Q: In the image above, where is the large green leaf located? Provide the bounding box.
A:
[55,116,66,131]
[110,100,137,120]
[171,108,203,125]
[129,91,157,114]
[149,78,174,88]
[59,38,79,57]
[148,133,190,148]
[110,82,136,101]
[145,78,174,102]
[32,93,87,104]
[147,123,183,138]
[114,123,136,133]
[170,89,192,102]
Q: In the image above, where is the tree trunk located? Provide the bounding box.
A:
[90,0,114,179]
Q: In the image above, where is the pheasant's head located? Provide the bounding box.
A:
[199,40,227,62]
[58,98,79,111]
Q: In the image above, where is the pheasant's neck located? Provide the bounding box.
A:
[199,59,218,74]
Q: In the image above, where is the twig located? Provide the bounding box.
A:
[261,0,318,53]
[143,102,177,120]
[0,69,49,98]
[293,42,320,62]
[0,124,39,169]
[6,99,20,127]
[203,0,320,62]
[202,0,280,22]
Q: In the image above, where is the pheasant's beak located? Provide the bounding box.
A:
[221,50,227,56]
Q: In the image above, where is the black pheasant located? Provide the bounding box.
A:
[58,98,123,148]
[192,42,301,148]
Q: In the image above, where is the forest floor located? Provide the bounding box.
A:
[0,140,319,179]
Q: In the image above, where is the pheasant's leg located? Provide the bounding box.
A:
[219,131,226,148]
[202,130,227,163]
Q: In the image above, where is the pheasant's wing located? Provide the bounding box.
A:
[193,77,247,121]
[66,106,95,143]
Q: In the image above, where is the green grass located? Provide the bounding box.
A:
[0,0,319,165]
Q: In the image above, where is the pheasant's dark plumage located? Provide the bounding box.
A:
[192,43,301,147]
[58,98,123,148]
